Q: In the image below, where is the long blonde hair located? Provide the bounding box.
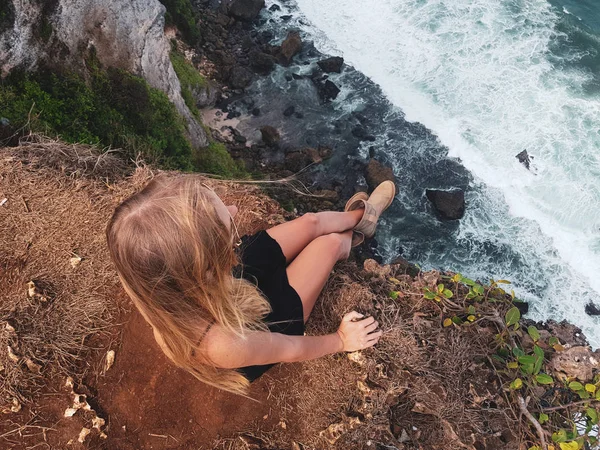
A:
[106,174,271,395]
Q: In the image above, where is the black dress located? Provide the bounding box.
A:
[234,230,305,381]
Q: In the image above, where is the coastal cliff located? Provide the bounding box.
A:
[1,1,599,449]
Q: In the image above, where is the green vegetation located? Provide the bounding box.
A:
[39,15,53,42]
[170,50,206,120]
[0,66,194,170]
[160,0,200,44]
[195,142,246,178]
[412,273,600,450]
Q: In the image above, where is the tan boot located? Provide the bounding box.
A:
[346,181,396,244]
[344,191,369,246]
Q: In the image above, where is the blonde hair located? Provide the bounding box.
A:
[106,174,271,395]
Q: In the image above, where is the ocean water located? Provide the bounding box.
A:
[246,0,600,347]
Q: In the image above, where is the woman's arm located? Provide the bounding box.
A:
[204,311,382,369]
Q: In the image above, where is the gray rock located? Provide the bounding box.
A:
[229,66,253,89]
[192,81,220,109]
[426,189,466,220]
[516,149,531,170]
[227,0,265,21]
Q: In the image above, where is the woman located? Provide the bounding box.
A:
[106,175,395,395]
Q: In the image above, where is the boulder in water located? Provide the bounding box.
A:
[426,189,465,220]
[283,105,295,117]
[585,302,600,316]
[317,56,344,73]
[516,149,531,170]
[227,0,265,21]
[314,79,340,102]
[277,31,302,66]
[365,159,395,191]
[260,125,280,147]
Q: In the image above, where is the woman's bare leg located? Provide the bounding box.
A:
[267,210,363,263]
[286,231,352,322]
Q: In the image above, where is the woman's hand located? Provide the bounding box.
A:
[336,311,383,352]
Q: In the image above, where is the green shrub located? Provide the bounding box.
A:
[195,142,246,178]
[0,67,194,170]
[170,51,206,120]
[160,0,200,44]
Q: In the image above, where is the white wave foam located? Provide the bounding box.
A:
[290,0,600,346]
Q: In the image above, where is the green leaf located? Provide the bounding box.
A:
[596,389,600,401]
[473,284,485,295]
[507,361,519,369]
[558,442,579,450]
[451,316,463,325]
[585,383,596,394]
[586,407,598,424]
[527,326,541,342]
[497,279,511,284]
[451,273,461,283]
[467,315,476,322]
[552,429,568,443]
[533,345,544,359]
[505,307,521,326]
[467,305,476,315]
[509,378,523,390]
[443,318,452,327]
[576,389,590,400]
[528,447,541,450]
[424,291,436,300]
[538,413,549,424]
[462,277,476,286]
[521,363,535,375]
[568,381,584,391]
[512,347,526,357]
[388,291,399,300]
[517,355,536,365]
[535,374,554,385]
[533,355,543,375]
[437,284,444,294]
[443,288,453,298]
[548,336,559,346]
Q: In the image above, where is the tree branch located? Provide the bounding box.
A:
[518,396,547,450]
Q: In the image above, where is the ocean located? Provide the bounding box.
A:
[235,0,600,347]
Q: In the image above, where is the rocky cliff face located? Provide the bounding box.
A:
[0,0,208,148]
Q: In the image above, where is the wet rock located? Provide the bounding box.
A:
[281,15,292,22]
[426,189,465,221]
[229,65,253,89]
[260,125,280,147]
[295,112,304,119]
[585,302,600,316]
[292,73,304,80]
[516,149,531,170]
[249,50,276,75]
[284,148,322,172]
[227,0,265,22]
[251,107,260,116]
[389,256,420,278]
[277,31,302,66]
[283,105,295,117]
[365,159,395,191]
[314,79,341,102]
[268,4,280,11]
[351,126,376,142]
[317,56,344,73]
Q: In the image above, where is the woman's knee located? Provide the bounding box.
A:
[299,212,320,239]
[315,232,351,261]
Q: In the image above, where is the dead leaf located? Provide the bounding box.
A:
[104,350,115,373]
[25,358,41,374]
[7,346,19,363]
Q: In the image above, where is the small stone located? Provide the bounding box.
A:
[260,126,280,146]
[317,56,344,73]
[585,302,600,316]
